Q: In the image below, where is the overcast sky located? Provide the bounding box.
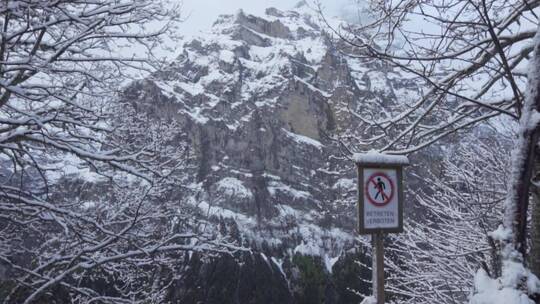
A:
[178,0,365,36]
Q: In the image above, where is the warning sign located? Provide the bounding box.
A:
[358,167,404,234]
[365,172,394,207]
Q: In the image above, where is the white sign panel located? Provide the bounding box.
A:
[363,168,399,229]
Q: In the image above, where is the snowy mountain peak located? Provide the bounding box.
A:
[125,5,416,258]
[211,5,323,42]
[294,1,309,8]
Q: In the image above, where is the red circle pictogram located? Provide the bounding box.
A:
[365,172,395,207]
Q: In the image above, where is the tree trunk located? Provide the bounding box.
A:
[505,25,540,303]
[531,181,540,304]
[506,25,540,262]
[531,152,540,292]
[513,129,540,258]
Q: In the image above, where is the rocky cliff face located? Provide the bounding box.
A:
[124,4,418,303]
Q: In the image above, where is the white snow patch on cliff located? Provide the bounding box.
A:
[278,204,301,217]
[297,37,327,63]
[268,180,311,199]
[177,81,205,96]
[333,178,355,190]
[294,76,332,97]
[294,241,320,256]
[181,106,209,124]
[282,128,324,148]
[219,50,236,63]
[196,200,256,225]
[216,177,253,198]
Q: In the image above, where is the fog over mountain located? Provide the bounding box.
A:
[179,0,368,36]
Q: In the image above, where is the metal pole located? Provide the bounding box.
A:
[372,231,385,304]
[372,233,377,301]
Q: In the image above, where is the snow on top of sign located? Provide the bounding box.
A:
[353,150,409,165]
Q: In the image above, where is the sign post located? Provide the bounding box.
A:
[354,152,409,304]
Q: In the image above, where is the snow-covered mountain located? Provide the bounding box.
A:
[123,3,418,302]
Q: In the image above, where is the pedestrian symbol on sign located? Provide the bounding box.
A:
[365,172,394,207]
[374,177,387,201]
